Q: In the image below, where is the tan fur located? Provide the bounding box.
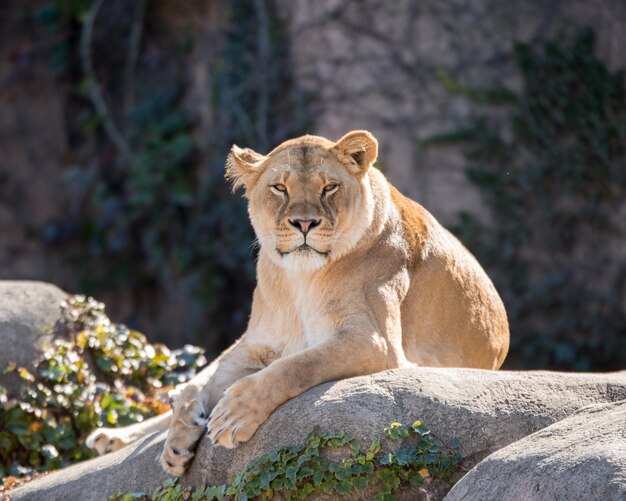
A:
[86,130,509,476]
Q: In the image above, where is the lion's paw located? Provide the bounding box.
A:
[160,399,207,476]
[207,378,269,449]
[86,428,130,456]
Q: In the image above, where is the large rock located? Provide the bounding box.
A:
[10,367,626,500]
[446,399,626,500]
[0,281,67,397]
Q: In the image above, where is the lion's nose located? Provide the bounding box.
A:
[288,218,321,235]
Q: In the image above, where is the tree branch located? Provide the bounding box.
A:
[123,0,148,132]
[80,0,133,163]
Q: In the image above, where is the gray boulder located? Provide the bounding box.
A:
[0,281,67,397]
[10,367,626,500]
[446,399,626,500]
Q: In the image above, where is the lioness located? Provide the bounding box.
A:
[86,130,509,475]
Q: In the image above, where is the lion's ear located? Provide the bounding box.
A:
[225,145,267,194]
[330,130,378,174]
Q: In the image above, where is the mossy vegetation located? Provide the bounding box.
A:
[111,421,462,501]
[0,295,205,481]
[426,28,626,370]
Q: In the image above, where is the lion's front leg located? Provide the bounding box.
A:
[207,375,274,448]
[87,410,173,455]
[160,399,208,475]
[207,331,390,448]
[160,340,275,476]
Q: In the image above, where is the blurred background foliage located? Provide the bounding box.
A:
[426,30,626,370]
[0,0,625,372]
[34,0,309,355]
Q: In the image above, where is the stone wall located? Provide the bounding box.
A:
[279,0,626,223]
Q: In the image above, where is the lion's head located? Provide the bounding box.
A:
[226,130,379,272]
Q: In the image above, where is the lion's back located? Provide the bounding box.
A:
[390,186,509,369]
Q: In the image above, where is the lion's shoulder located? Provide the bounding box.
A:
[388,184,430,263]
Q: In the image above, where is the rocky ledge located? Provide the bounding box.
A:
[8,367,626,500]
[2,281,625,500]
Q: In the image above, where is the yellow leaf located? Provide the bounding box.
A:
[28,421,43,433]
[148,399,171,415]
[18,367,35,382]
[76,330,88,349]
[3,476,17,489]
[418,468,430,478]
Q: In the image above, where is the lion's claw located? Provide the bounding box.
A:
[160,399,207,476]
[86,429,130,455]
[206,378,269,449]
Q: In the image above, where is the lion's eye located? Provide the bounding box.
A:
[323,184,339,194]
[271,184,287,194]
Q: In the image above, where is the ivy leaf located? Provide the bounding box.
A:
[270,478,284,491]
[335,480,352,495]
[366,439,380,460]
[260,470,271,490]
[298,466,314,479]
[286,466,297,483]
[394,446,416,466]
[353,476,368,491]
[409,471,424,486]
[313,469,324,485]
[350,441,361,458]
[335,468,349,481]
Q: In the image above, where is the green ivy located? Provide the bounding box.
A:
[111,421,462,501]
[0,295,205,481]
[36,0,310,352]
[425,28,626,370]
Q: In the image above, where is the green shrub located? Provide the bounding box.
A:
[111,421,462,501]
[0,295,205,480]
